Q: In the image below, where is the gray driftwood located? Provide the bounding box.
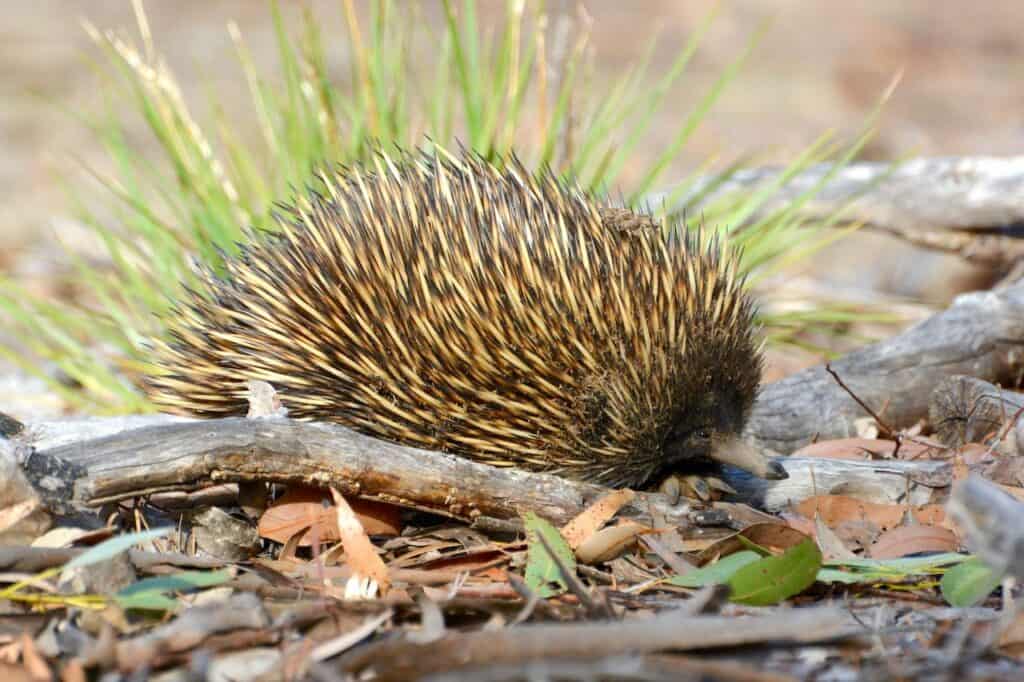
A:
[338,603,858,680]
[747,280,1024,453]
[725,457,949,513]
[930,375,1024,449]
[27,416,949,524]
[649,155,1024,268]
[947,474,1024,582]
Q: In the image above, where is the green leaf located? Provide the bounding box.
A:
[522,511,575,599]
[117,569,234,598]
[823,552,968,571]
[941,557,1004,607]
[64,528,173,571]
[666,551,761,588]
[727,538,822,606]
[817,552,970,586]
[114,569,234,612]
[114,591,181,612]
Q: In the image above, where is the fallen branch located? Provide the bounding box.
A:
[747,280,1024,453]
[336,604,859,681]
[26,417,949,524]
[34,417,675,527]
[649,155,1024,268]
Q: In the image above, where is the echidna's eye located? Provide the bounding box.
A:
[696,429,711,441]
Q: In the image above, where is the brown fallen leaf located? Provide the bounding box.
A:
[575,521,645,564]
[0,499,39,536]
[868,524,959,559]
[560,489,635,550]
[259,485,402,546]
[0,634,52,682]
[696,522,811,563]
[796,495,945,531]
[0,664,37,682]
[814,515,857,561]
[1000,610,1024,658]
[331,488,390,596]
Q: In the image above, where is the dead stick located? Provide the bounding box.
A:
[824,363,896,438]
[337,605,858,680]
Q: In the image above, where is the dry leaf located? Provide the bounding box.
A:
[814,515,857,561]
[259,486,401,546]
[574,521,645,564]
[560,489,635,550]
[331,488,390,596]
[0,664,37,682]
[31,527,94,549]
[1000,610,1024,658]
[796,495,945,531]
[0,499,39,535]
[17,634,49,682]
[869,524,959,559]
[696,523,811,564]
[997,483,1024,502]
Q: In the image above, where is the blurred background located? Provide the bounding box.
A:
[3,0,1024,415]
[7,1,1024,272]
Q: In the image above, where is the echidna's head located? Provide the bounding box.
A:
[659,384,789,483]
[569,217,787,489]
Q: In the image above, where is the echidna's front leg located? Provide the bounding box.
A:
[658,473,737,504]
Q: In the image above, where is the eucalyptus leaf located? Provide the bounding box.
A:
[117,569,233,598]
[727,538,822,606]
[941,556,1003,607]
[522,512,575,599]
[64,528,173,571]
[666,550,761,588]
[817,552,971,585]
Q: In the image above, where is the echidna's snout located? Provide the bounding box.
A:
[708,434,789,481]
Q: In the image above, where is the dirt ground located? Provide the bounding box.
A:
[4,0,1024,295]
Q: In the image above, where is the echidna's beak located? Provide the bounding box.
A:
[709,435,789,480]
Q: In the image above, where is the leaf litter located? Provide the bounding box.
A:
[5,426,1024,680]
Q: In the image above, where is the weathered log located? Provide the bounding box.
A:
[747,281,1024,453]
[649,155,1024,268]
[38,417,672,527]
[930,375,1024,449]
[28,417,949,525]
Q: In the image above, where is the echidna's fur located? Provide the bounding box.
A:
[146,148,764,489]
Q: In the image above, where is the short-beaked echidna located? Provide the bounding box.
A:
[145,148,787,490]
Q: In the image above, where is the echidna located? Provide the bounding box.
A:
[146,147,787,490]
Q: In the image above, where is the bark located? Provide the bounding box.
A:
[27,416,949,524]
[648,155,1024,268]
[929,374,1024,449]
[746,281,1024,453]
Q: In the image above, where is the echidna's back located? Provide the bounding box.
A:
[147,149,758,487]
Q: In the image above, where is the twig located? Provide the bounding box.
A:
[825,363,895,438]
